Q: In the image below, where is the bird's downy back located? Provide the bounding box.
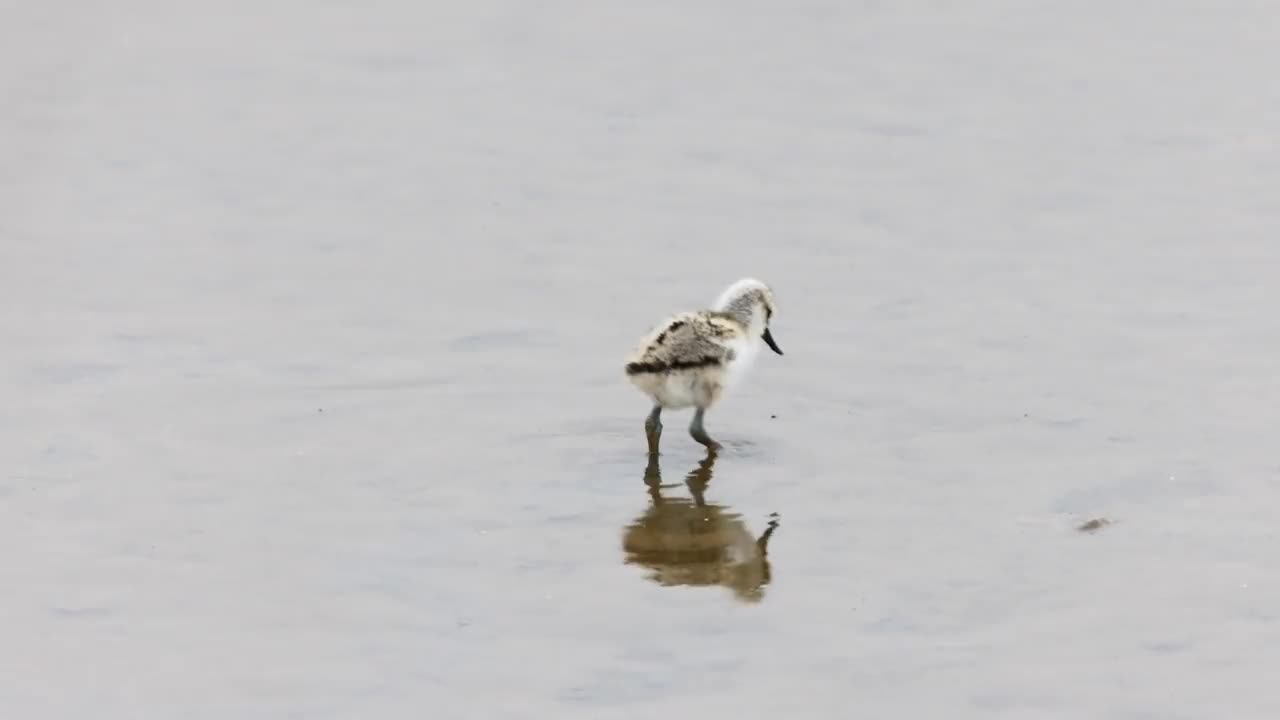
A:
[624,312,740,376]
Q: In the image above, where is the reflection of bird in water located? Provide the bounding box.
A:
[622,451,780,603]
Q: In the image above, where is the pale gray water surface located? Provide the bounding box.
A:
[4,2,1280,718]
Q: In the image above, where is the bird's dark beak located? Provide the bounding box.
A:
[762,327,783,355]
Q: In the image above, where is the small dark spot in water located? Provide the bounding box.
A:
[770,414,777,419]
[1077,518,1112,533]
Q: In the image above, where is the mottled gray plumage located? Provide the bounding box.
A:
[717,288,774,329]
[625,278,783,454]
[624,312,740,377]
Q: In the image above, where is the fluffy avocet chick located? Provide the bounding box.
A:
[625,278,783,454]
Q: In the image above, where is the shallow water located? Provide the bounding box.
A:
[5,1,1280,717]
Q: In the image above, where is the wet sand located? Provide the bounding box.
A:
[5,2,1280,717]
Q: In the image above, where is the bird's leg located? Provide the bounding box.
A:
[644,405,663,456]
[643,452,663,503]
[689,407,721,450]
